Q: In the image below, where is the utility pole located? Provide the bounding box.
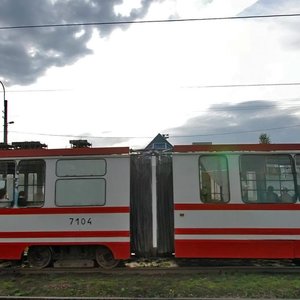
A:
[4,99,7,144]
[0,80,7,144]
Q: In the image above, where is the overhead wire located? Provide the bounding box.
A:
[9,122,300,140]
[1,82,300,93]
[184,82,300,89]
[1,11,300,142]
[169,124,300,139]
[0,12,299,94]
[0,13,299,30]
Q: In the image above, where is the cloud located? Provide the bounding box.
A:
[239,0,300,15]
[239,0,300,49]
[167,101,300,145]
[0,0,155,86]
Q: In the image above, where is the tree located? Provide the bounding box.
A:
[259,133,271,144]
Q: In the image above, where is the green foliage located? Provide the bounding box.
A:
[0,272,300,298]
[259,133,271,144]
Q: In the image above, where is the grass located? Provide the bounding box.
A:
[0,272,300,298]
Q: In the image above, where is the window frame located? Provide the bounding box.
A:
[239,154,297,204]
[0,160,16,207]
[199,154,230,203]
[55,177,107,207]
[55,158,107,207]
[17,159,46,207]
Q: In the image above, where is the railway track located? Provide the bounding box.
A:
[1,259,300,275]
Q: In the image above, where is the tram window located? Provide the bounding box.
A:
[240,154,296,203]
[0,161,15,207]
[294,155,300,200]
[55,178,106,206]
[17,160,45,207]
[56,159,106,177]
[199,155,230,203]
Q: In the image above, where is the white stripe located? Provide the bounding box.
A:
[0,237,130,243]
[175,234,300,240]
[175,210,300,228]
[0,213,129,231]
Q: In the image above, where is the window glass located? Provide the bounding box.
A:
[294,155,300,200]
[199,155,229,203]
[153,143,166,150]
[0,161,15,207]
[17,160,45,207]
[55,178,105,206]
[240,154,295,203]
[56,159,106,177]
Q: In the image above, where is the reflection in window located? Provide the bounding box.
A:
[199,155,229,203]
[240,154,296,203]
[55,178,105,206]
[18,160,45,207]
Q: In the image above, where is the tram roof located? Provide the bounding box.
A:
[173,144,300,153]
[0,146,130,158]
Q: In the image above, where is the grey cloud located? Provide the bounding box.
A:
[167,101,300,145]
[240,0,300,16]
[0,0,156,85]
[239,0,300,49]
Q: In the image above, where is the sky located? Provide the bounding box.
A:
[0,0,300,149]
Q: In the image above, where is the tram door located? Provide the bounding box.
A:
[130,153,174,257]
[156,154,174,256]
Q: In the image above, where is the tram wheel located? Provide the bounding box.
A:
[95,246,119,269]
[27,246,52,268]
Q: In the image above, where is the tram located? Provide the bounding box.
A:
[0,141,130,268]
[1,141,300,268]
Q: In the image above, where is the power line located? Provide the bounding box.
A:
[0,89,71,93]
[170,125,300,138]
[0,13,299,30]
[1,82,300,94]
[9,123,300,140]
[184,82,300,89]
[9,131,145,139]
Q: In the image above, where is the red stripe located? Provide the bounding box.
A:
[0,230,129,238]
[174,143,300,153]
[0,147,129,158]
[174,240,297,259]
[0,206,130,215]
[175,203,300,210]
[175,228,300,235]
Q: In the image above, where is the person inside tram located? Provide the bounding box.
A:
[266,185,279,203]
[279,187,293,203]
[0,188,9,208]
[200,185,211,202]
[18,191,27,207]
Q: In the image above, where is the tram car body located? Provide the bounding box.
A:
[173,144,300,259]
[0,145,130,268]
[1,142,300,268]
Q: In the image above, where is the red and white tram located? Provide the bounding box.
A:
[173,144,300,260]
[1,142,300,268]
[0,144,130,268]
